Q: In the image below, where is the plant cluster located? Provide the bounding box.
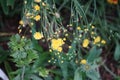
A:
[1,0,120,80]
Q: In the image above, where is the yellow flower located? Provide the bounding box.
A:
[19,20,24,25]
[26,13,31,17]
[107,0,118,4]
[51,38,64,52]
[19,29,22,33]
[94,36,101,44]
[65,33,68,36]
[42,2,46,6]
[80,59,87,64]
[34,5,40,11]
[34,15,41,21]
[91,25,95,29]
[63,38,66,41]
[34,0,41,3]
[57,47,62,52]
[69,46,72,49]
[101,40,106,44]
[49,49,52,52]
[33,32,43,40]
[82,39,89,48]
[77,26,81,30]
[91,31,95,35]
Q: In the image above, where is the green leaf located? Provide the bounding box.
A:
[86,69,100,80]
[13,74,21,80]
[114,42,120,61]
[7,0,15,8]
[4,61,14,80]
[29,74,43,80]
[74,68,82,80]
[59,62,68,80]
[0,46,9,63]
[0,0,9,15]
[87,46,102,62]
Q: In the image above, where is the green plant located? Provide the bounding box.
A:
[0,0,21,15]
[6,0,120,80]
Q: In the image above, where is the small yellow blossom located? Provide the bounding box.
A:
[107,0,118,4]
[63,38,66,41]
[24,1,27,4]
[57,47,62,52]
[69,24,73,26]
[33,32,43,40]
[19,20,24,25]
[101,40,106,44]
[69,46,72,49]
[49,49,52,52]
[94,36,101,44]
[34,5,40,11]
[42,2,46,6]
[80,59,87,64]
[30,30,32,33]
[19,29,22,33]
[64,29,67,32]
[77,26,81,30]
[55,12,60,18]
[79,34,82,38]
[48,60,51,63]
[26,13,31,17]
[65,33,68,36]
[91,31,95,35]
[91,25,95,29]
[34,15,41,21]
[82,39,89,48]
[84,28,88,32]
[51,38,64,52]
[22,36,25,39]
[75,60,78,64]
[34,0,41,3]
[30,22,34,26]
[61,61,64,63]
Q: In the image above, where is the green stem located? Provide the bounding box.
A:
[4,61,14,80]
[102,64,117,78]
[21,66,25,80]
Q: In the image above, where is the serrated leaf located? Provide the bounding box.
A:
[114,42,120,61]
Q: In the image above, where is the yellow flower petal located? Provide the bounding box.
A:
[19,20,24,25]
[33,32,43,40]
[34,15,41,21]
[34,0,41,3]
[77,26,81,30]
[94,36,101,44]
[80,59,87,64]
[101,40,106,44]
[34,5,40,11]
[107,0,118,4]
[51,38,64,52]
[82,39,89,48]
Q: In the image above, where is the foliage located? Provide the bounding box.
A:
[0,0,23,16]
[0,0,120,80]
[8,34,38,67]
